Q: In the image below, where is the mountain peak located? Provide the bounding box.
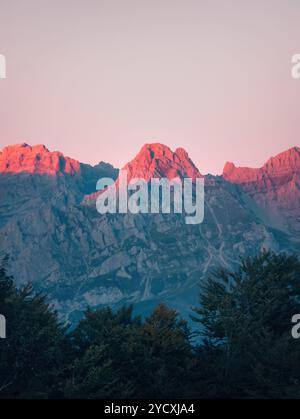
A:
[223,146,300,183]
[0,143,80,176]
[174,147,189,159]
[122,143,202,181]
[263,146,300,173]
[223,161,236,175]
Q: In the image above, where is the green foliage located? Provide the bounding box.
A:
[64,304,193,398]
[1,251,300,398]
[130,304,193,398]
[64,306,139,398]
[192,251,300,398]
[0,262,65,398]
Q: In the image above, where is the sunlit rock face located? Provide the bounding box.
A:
[84,143,203,203]
[0,143,299,323]
[223,147,300,235]
[0,143,81,175]
[121,143,202,181]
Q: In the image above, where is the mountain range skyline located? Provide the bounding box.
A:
[1,1,300,176]
[0,140,299,322]
[1,141,299,177]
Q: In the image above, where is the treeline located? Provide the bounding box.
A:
[1,251,300,399]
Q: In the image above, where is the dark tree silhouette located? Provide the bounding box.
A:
[192,251,300,398]
[0,262,65,398]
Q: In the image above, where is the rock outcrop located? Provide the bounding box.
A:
[0,142,299,323]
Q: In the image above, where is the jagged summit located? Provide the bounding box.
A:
[223,146,300,183]
[0,143,81,176]
[0,141,299,321]
[84,143,202,201]
[121,143,202,181]
[1,141,299,185]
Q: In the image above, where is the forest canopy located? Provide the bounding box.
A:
[1,251,300,399]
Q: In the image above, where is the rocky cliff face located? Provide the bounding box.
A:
[122,143,202,181]
[223,147,300,184]
[0,143,299,322]
[0,143,81,175]
[223,147,300,235]
[84,143,202,202]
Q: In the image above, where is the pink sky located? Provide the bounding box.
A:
[0,0,299,174]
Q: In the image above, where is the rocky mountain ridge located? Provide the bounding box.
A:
[0,142,299,321]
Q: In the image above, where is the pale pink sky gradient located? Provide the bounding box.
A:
[0,0,299,174]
